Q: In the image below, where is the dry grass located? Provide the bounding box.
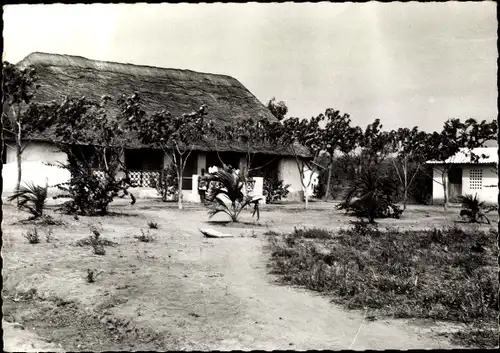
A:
[266,224,499,348]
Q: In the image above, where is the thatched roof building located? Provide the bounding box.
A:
[15,52,308,157]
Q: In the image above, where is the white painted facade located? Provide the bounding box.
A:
[3,141,305,204]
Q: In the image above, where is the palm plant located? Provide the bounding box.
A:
[205,165,256,222]
[337,168,402,223]
[458,194,491,224]
[8,181,48,219]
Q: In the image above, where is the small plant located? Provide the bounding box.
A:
[151,164,179,202]
[292,227,333,239]
[458,194,492,224]
[45,229,54,243]
[86,269,103,283]
[90,230,106,255]
[8,181,48,219]
[134,229,154,242]
[263,178,291,204]
[205,165,257,222]
[24,228,40,244]
[147,221,159,229]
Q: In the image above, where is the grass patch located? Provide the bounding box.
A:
[24,228,40,244]
[134,230,155,243]
[147,221,159,229]
[267,224,498,348]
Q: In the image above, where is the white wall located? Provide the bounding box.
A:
[432,167,446,203]
[278,157,302,201]
[2,142,70,197]
[462,165,498,204]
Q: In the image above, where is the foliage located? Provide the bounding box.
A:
[75,229,117,248]
[147,221,159,229]
[86,269,103,283]
[267,97,288,121]
[267,226,498,348]
[151,163,178,202]
[134,229,155,242]
[205,165,257,222]
[263,177,290,203]
[7,181,48,218]
[23,228,40,244]
[126,99,208,209]
[291,227,333,239]
[458,194,493,224]
[43,95,139,215]
[337,167,402,223]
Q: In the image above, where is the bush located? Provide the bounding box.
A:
[263,178,291,203]
[458,194,493,224]
[8,181,48,219]
[147,221,159,229]
[206,165,259,222]
[267,225,498,348]
[337,168,403,223]
[24,228,40,244]
[75,228,117,254]
[52,151,135,216]
[151,163,178,202]
[292,227,333,239]
[86,269,103,283]
[134,229,154,242]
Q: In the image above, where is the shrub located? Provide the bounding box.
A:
[134,229,154,242]
[337,168,403,223]
[147,221,159,229]
[151,163,179,202]
[458,194,493,224]
[24,228,40,244]
[86,269,103,283]
[52,151,135,216]
[263,178,291,203]
[8,181,48,219]
[76,228,117,254]
[292,227,333,239]
[205,165,258,222]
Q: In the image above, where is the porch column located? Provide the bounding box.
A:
[163,151,173,169]
[239,155,248,174]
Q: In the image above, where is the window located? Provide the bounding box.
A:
[469,169,482,190]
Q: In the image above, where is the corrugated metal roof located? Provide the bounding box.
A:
[426,147,498,164]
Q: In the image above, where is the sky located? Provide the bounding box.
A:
[2,2,498,133]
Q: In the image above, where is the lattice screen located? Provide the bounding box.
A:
[469,169,482,190]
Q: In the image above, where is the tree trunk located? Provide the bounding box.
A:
[325,161,333,201]
[403,161,408,211]
[177,172,183,210]
[442,170,448,211]
[16,121,22,208]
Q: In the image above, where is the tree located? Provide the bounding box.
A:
[425,118,497,210]
[126,102,209,210]
[267,97,288,121]
[322,109,358,200]
[389,127,430,210]
[282,114,326,209]
[210,117,289,194]
[2,62,40,203]
[357,119,394,171]
[40,94,139,215]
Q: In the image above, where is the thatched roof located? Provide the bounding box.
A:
[13,52,309,157]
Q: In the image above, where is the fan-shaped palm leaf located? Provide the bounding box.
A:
[8,181,48,218]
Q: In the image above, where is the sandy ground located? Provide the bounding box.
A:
[2,200,495,351]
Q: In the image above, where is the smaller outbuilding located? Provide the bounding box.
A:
[426,147,498,205]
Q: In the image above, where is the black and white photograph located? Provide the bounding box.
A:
[1,2,498,351]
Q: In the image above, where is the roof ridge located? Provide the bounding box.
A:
[17,52,240,83]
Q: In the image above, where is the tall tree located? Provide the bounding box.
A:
[322,109,357,200]
[126,102,209,210]
[2,62,39,202]
[357,119,394,171]
[35,94,141,215]
[282,114,326,209]
[389,127,429,210]
[425,118,497,210]
[267,97,288,121]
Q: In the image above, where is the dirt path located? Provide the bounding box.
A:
[176,234,459,350]
[3,320,64,352]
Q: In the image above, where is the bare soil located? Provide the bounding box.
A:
[2,200,494,351]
